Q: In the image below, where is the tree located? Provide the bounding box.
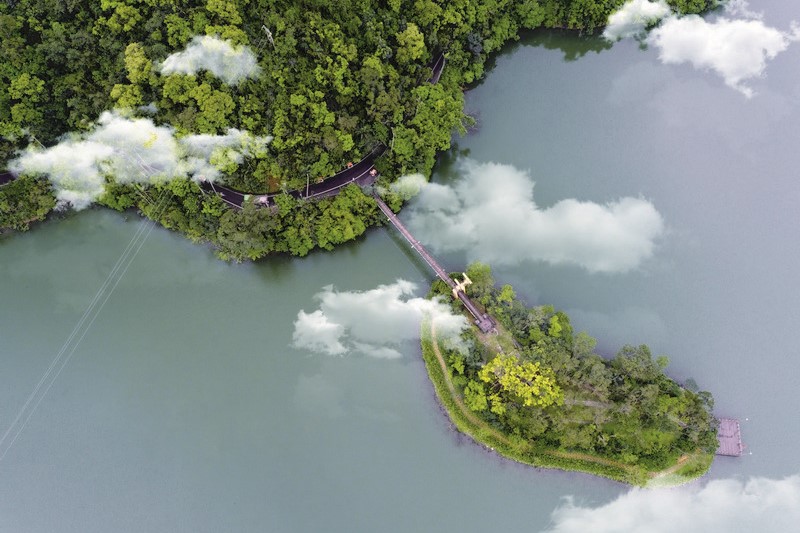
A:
[0,0,719,265]
[164,13,193,47]
[516,0,546,29]
[572,331,597,358]
[395,23,426,66]
[206,0,243,25]
[479,354,563,409]
[7,73,46,131]
[667,0,714,14]
[123,42,151,84]
[97,0,143,33]
[359,55,385,95]
[110,83,143,108]
[612,344,663,384]
[576,355,612,399]
[0,176,56,231]
[497,284,515,304]
[466,262,494,302]
[191,83,235,133]
[8,73,45,102]
[162,74,198,105]
[464,380,488,412]
[216,203,277,261]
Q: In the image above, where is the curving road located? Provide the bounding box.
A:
[427,53,446,84]
[201,52,446,209]
[200,145,385,208]
[1,52,447,202]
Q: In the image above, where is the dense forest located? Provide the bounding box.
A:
[0,0,714,258]
[425,263,718,484]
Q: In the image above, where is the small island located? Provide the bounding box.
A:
[421,263,718,486]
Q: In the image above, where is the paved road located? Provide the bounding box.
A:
[427,53,446,84]
[305,146,384,200]
[200,145,385,208]
[0,172,16,186]
[204,51,445,208]
[2,53,446,203]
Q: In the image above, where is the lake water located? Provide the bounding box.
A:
[2,4,799,531]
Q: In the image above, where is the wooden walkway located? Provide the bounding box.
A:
[716,418,744,456]
[374,195,495,333]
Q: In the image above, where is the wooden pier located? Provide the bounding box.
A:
[716,418,744,456]
[374,195,495,333]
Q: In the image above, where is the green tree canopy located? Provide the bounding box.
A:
[479,354,564,410]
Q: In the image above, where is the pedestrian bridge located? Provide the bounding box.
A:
[373,195,495,333]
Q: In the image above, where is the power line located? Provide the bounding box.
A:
[0,151,174,463]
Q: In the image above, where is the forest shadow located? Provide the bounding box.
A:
[475,28,613,90]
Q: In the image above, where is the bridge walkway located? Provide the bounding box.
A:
[374,195,494,333]
[374,195,455,288]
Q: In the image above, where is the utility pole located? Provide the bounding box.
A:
[306,172,310,198]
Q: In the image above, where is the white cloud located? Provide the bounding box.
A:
[725,0,762,20]
[293,310,347,356]
[604,1,797,97]
[11,112,271,209]
[389,173,428,200]
[544,474,800,533]
[182,128,272,181]
[604,0,671,41]
[182,129,253,158]
[405,161,664,274]
[159,35,261,85]
[11,141,114,210]
[649,15,797,97]
[88,111,183,183]
[292,280,470,358]
[351,342,404,360]
[138,102,159,115]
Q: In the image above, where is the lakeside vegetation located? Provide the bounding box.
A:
[423,263,717,486]
[1,0,714,256]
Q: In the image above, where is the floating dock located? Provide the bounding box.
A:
[716,418,744,456]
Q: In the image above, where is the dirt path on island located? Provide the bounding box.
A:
[430,322,691,483]
[546,449,635,471]
[429,321,509,444]
[649,453,691,478]
[433,322,636,472]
